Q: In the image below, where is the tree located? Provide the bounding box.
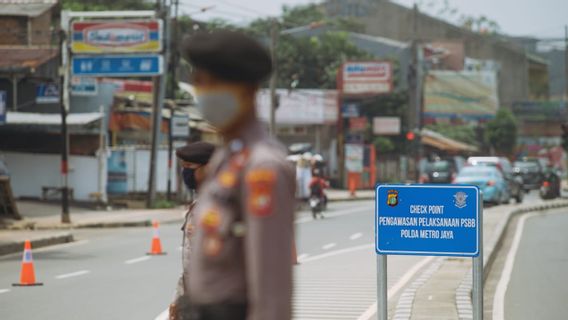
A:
[484,109,518,156]
[276,32,372,89]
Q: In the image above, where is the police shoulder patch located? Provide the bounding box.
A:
[246,168,277,217]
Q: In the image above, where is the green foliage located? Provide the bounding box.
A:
[425,123,477,145]
[276,32,372,89]
[484,109,518,155]
[373,137,395,153]
[61,0,154,11]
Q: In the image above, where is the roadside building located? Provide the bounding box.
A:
[323,0,545,107]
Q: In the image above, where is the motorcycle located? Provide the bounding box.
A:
[309,195,325,219]
[539,170,561,200]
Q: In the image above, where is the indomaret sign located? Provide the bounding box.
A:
[71,20,163,54]
[340,61,393,95]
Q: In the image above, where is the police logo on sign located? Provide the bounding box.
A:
[454,191,468,209]
[387,190,399,207]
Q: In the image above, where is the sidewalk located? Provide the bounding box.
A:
[2,200,187,230]
[0,230,74,255]
[399,198,568,320]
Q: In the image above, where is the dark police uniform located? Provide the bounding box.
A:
[173,142,216,320]
[182,31,296,320]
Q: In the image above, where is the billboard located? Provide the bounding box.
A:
[71,20,162,54]
[256,89,338,125]
[340,61,393,95]
[424,70,498,120]
[373,117,401,135]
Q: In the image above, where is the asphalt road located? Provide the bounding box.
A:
[0,200,430,320]
[503,209,568,320]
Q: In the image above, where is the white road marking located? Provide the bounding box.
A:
[0,289,10,294]
[356,256,435,320]
[301,244,373,263]
[297,253,309,262]
[493,212,538,320]
[350,233,363,240]
[125,256,151,265]
[55,270,90,279]
[322,243,337,250]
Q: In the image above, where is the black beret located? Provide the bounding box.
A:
[182,30,272,84]
[176,142,216,165]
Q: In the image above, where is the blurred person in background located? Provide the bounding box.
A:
[170,142,216,320]
[181,30,296,320]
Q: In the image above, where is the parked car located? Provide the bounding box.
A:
[513,159,543,190]
[466,157,524,203]
[454,166,510,204]
[421,160,457,184]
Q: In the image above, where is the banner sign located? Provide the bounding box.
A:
[345,144,364,173]
[373,117,401,135]
[0,91,6,125]
[341,103,360,118]
[71,77,98,96]
[72,55,163,77]
[36,83,59,104]
[71,20,163,54]
[349,117,368,132]
[171,115,190,138]
[376,185,480,257]
[341,61,393,95]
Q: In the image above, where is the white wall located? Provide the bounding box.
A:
[2,152,101,201]
[115,147,178,194]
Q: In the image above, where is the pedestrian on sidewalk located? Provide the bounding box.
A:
[181,30,296,320]
[170,142,216,320]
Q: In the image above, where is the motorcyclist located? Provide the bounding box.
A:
[309,169,329,209]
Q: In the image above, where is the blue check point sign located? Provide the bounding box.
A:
[375,184,480,257]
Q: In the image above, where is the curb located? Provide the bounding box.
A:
[455,199,568,316]
[6,217,185,230]
[0,233,74,256]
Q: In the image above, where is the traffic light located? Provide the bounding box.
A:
[561,123,568,151]
[406,131,416,141]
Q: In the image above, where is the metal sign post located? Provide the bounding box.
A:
[472,194,484,320]
[375,184,483,320]
[61,9,166,209]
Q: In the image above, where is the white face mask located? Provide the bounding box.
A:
[195,91,240,130]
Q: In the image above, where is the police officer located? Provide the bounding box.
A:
[170,142,216,320]
[182,30,296,320]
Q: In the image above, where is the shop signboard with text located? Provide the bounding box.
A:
[340,61,393,95]
[71,20,163,54]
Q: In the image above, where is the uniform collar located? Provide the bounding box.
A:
[226,120,267,153]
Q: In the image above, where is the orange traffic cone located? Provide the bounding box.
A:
[13,240,43,286]
[292,240,298,265]
[147,220,166,255]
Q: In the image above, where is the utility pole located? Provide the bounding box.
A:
[564,25,568,101]
[269,19,279,136]
[147,1,170,208]
[165,0,179,201]
[58,28,71,224]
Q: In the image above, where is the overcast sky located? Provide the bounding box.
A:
[180,0,567,39]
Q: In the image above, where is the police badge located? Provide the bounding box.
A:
[387,190,399,207]
[454,191,468,209]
